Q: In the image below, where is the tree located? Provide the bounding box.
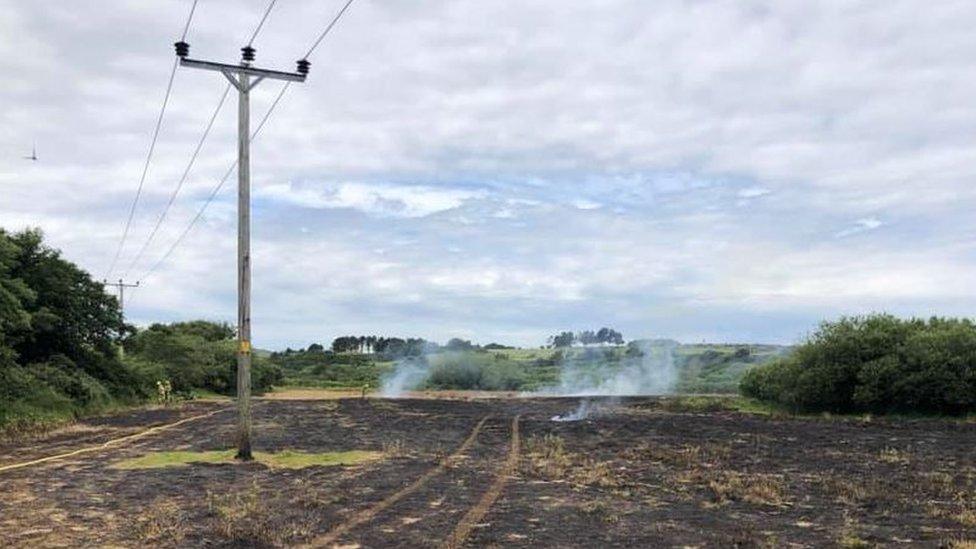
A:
[577,330,597,345]
[484,342,513,350]
[7,229,132,391]
[127,321,282,396]
[307,343,324,353]
[445,338,474,351]
[331,336,359,353]
[741,314,976,415]
[0,231,33,368]
[0,229,146,428]
[549,331,575,348]
[596,327,624,345]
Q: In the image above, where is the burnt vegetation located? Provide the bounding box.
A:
[6,398,974,547]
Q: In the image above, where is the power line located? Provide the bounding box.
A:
[104,57,177,279]
[304,0,356,58]
[138,82,291,282]
[104,0,200,280]
[247,0,278,46]
[180,0,200,41]
[124,0,281,278]
[138,0,357,282]
[122,82,232,277]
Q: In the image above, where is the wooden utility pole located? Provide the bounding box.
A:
[174,40,308,460]
[104,278,139,314]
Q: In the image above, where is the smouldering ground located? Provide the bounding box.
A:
[0,396,975,547]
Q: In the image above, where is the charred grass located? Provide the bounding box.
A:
[3,397,976,548]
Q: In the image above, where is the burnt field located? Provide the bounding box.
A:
[1,396,975,548]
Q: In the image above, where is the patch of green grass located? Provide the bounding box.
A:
[729,396,786,415]
[114,450,235,469]
[264,450,382,469]
[112,449,383,470]
[654,395,783,415]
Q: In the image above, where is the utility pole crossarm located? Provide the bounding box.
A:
[179,58,307,83]
[104,278,139,314]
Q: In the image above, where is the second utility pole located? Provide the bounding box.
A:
[104,278,139,315]
[174,40,309,460]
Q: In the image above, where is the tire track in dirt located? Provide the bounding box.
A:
[300,414,491,549]
[442,415,520,549]
[0,406,232,474]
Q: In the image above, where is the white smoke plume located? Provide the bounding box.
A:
[544,339,679,396]
[552,399,596,421]
[379,357,430,397]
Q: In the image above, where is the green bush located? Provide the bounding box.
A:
[740,315,976,415]
[424,353,526,391]
[272,350,385,388]
[0,228,135,431]
[29,356,113,408]
[125,322,282,396]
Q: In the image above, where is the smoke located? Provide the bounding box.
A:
[379,357,430,397]
[545,341,678,421]
[551,399,602,421]
[544,339,679,396]
[378,339,680,399]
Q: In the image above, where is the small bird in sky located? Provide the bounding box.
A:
[23,142,37,161]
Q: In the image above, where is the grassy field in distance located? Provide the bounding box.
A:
[269,341,788,395]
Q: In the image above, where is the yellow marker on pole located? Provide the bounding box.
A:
[240,340,251,354]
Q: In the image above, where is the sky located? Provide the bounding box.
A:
[1,0,975,350]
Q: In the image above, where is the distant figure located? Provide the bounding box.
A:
[361,383,370,400]
[23,143,37,161]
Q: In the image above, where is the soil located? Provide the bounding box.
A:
[0,396,974,547]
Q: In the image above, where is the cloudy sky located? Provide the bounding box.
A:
[2,0,975,349]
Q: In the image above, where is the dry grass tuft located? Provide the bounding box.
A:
[133,499,187,544]
[524,434,619,488]
[576,458,620,488]
[838,515,871,548]
[948,540,976,549]
[706,472,787,507]
[821,476,890,506]
[524,434,572,479]
[578,499,621,524]
[878,447,911,465]
[954,509,976,528]
[631,442,732,469]
[927,486,976,528]
[383,438,407,458]
[206,482,289,545]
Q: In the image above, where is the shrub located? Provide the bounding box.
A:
[741,315,976,414]
[125,322,282,397]
[0,364,87,430]
[29,356,113,408]
[424,353,526,391]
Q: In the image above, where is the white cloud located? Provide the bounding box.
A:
[836,216,885,238]
[257,181,485,218]
[571,199,602,210]
[1,0,975,347]
[737,187,771,199]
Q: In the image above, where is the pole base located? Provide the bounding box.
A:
[235,448,254,461]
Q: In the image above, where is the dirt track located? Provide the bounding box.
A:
[0,397,974,547]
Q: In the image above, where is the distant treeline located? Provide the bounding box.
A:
[548,328,624,348]
[282,336,515,357]
[285,329,625,357]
